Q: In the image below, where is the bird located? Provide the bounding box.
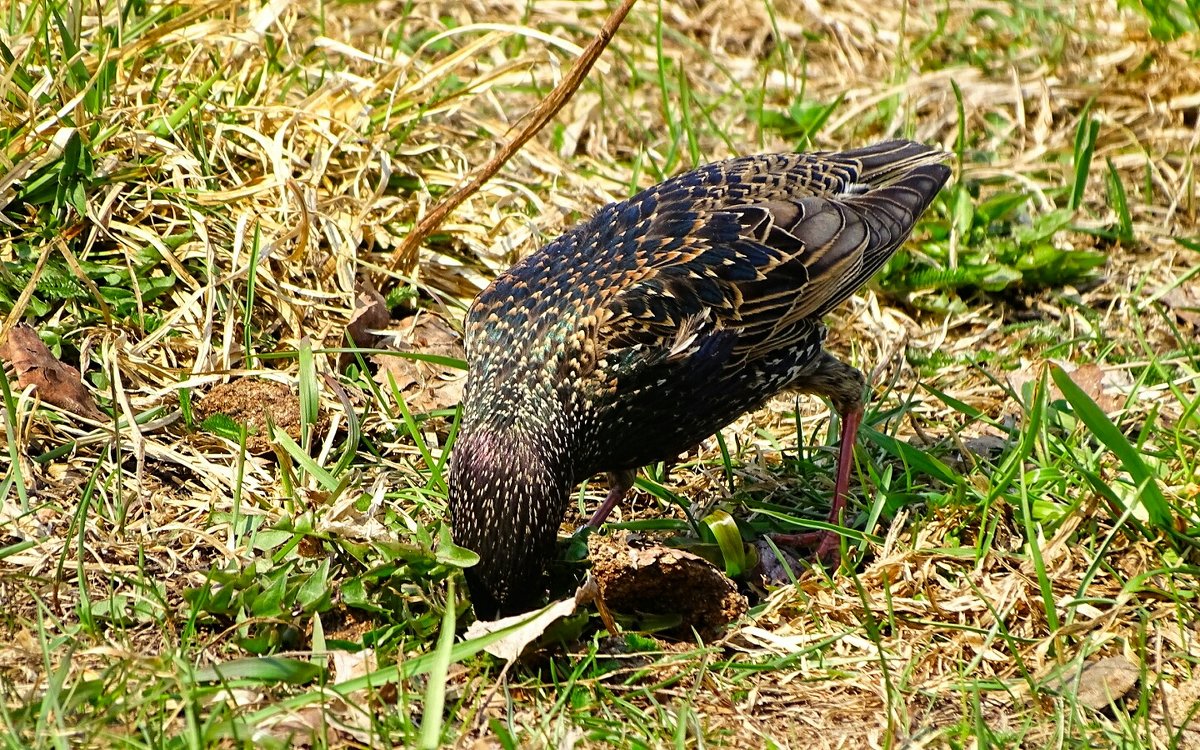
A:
[449,139,952,619]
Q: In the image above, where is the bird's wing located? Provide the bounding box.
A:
[591,141,951,366]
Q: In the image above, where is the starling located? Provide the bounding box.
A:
[450,140,951,618]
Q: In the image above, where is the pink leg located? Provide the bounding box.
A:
[587,470,636,527]
[772,404,864,563]
[816,404,863,560]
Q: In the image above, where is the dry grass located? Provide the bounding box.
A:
[1,0,1199,747]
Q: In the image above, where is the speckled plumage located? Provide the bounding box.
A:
[450,140,952,618]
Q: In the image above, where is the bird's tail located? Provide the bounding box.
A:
[831,139,952,190]
[808,140,952,318]
[842,140,952,243]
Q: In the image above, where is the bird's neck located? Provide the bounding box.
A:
[461,372,581,456]
[448,421,574,616]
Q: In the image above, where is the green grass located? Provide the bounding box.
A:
[1,0,1199,747]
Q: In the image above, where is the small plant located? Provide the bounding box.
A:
[878,181,1108,312]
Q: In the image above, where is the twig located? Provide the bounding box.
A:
[387,0,639,275]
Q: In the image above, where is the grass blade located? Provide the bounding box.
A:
[861,426,959,486]
[419,578,457,750]
[193,657,324,685]
[1016,368,1058,634]
[1070,115,1100,211]
[1105,156,1134,245]
[1050,365,1172,531]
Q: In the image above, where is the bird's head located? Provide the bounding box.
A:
[448,423,572,619]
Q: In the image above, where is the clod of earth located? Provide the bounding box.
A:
[195,377,314,454]
[587,532,747,639]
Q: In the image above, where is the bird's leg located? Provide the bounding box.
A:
[771,403,862,561]
[587,469,637,527]
[771,352,867,564]
[816,401,863,560]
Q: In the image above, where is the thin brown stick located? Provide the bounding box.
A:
[387,0,639,275]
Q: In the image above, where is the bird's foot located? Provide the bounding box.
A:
[758,399,862,572]
[763,401,862,570]
[753,530,844,586]
[768,530,842,567]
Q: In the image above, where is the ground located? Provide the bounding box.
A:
[1,0,1199,748]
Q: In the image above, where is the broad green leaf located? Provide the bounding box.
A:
[702,509,746,578]
[436,523,480,568]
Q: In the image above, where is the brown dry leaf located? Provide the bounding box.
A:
[330,648,378,684]
[588,532,747,639]
[1007,360,1130,414]
[1047,655,1140,710]
[752,538,801,586]
[257,706,328,749]
[1153,675,1200,747]
[1067,364,1129,414]
[1161,286,1200,328]
[0,324,105,421]
[962,431,1011,460]
[372,312,466,413]
[345,282,390,350]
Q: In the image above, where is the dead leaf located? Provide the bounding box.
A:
[1006,360,1129,414]
[462,597,578,663]
[345,282,390,350]
[1161,286,1200,328]
[330,648,378,684]
[1153,674,1200,746]
[1046,655,1140,710]
[962,431,1011,459]
[1067,363,1128,414]
[0,324,105,421]
[257,706,328,748]
[752,538,801,586]
[372,312,465,413]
